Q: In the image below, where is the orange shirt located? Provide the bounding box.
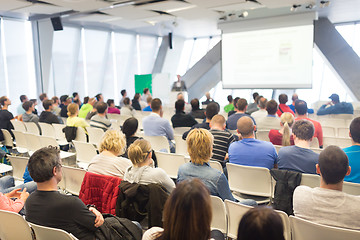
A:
[295,116,323,147]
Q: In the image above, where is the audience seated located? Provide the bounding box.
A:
[22,101,41,132]
[39,99,61,124]
[269,112,294,146]
[251,96,267,123]
[228,97,240,117]
[209,114,236,169]
[317,93,354,115]
[88,130,132,178]
[131,93,142,111]
[228,116,278,170]
[344,117,360,183]
[293,145,360,230]
[143,96,153,112]
[237,207,285,240]
[246,92,259,114]
[51,96,61,116]
[295,100,323,148]
[119,89,127,108]
[256,100,281,130]
[25,147,104,239]
[277,94,295,117]
[171,99,197,128]
[90,102,111,131]
[66,103,90,130]
[142,179,225,240]
[277,120,319,174]
[202,92,214,105]
[189,98,205,119]
[226,98,256,130]
[120,97,135,116]
[123,139,175,193]
[78,97,96,119]
[17,95,27,116]
[0,96,14,141]
[182,102,219,140]
[224,95,234,113]
[178,128,237,201]
[106,99,120,114]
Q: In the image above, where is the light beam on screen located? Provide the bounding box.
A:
[0,18,9,97]
[136,34,141,74]
[81,28,88,96]
[111,31,119,103]
[25,21,36,97]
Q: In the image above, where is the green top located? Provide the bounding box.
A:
[78,103,93,119]
[224,103,234,113]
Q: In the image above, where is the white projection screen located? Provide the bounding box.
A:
[220,13,315,89]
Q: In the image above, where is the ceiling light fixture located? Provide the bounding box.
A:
[290,4,301,11]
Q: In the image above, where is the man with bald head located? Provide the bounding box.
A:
[228,116,278,170]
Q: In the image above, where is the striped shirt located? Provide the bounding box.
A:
[89,115,111,131]
[210,129,236,167]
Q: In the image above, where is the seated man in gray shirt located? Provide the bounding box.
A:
[293,145,360,230]
[277,119,319,174]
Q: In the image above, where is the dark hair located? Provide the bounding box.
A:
[292,119,314,141]
[350,117,360,143]
[0,96,8,107]
[133,93,140,101]
[237,98,248,111]
[122,117,138,138]
[43,99,53,110]
[151,98,162,111]
[22,101,33,111]
[190,98,200,110]
[295,100,308,115]
[237,207,285,240]
[39,93,47,102]
[107,99,114,107]
[266,100,278,115]
[28,147,61,183]
[175,99,185,112]
[253,92,259,101]
[205,103,219,120]
[20,95,27,102]
[96,102,108,114]
[95,93,102,101]
[159,179,211,240]
[121,89,126,96]
[227,95,233,103]
[278,94,288,104]
[72,92,78,98]
[233,97,240,110]
[143,88,149,94]
[319,145,349,185]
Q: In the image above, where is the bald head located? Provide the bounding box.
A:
[237,116,255,138]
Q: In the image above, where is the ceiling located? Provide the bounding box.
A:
[0,0,359,38]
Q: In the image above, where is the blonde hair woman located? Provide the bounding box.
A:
[123,139,175,193]
[66,103,90,130]
[87,130,132,178]
[269,112,295,146]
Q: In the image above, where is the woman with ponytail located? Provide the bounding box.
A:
[269,112,295,146]
[123,139,175,193]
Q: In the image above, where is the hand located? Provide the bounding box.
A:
[5,188,22,198]
[89,207,104,227]
[19,188,29,202]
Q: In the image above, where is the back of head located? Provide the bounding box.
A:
[151,98,162,111]
[39,93,47,102]
[22,101,33,111]
[127,139,151,165]
[106,99,114,107]
[67,103,79,117]
[190,98,200,110]
[124,97,130,106]
[205,102,219,120]
[28,147,61,182]
[258,97,267,109]
[175,99,185,112]
[210,114,226,128]
[121,89,126,96]
[237,116,254,138]
[99,130,125,155]
[294,100,308,115]
[292,119,314,141]
[186,128,213,164]
[253,92,259,101]
[278,94,288,104]
[280,112,294,146]
[237,98,248,111]
[161,178,211,240]
[350,117,360,143]
[43,99,53,110]
[266,100,278,115]
[319,145,349,184]
[227,95,233,103]
[122,117,138,138]
[237,207,285,240]
[96,102,108,114]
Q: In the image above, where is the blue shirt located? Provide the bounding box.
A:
[142,112,174,141]
[142,106,152,112]
[278,146,319,174]
[228,138,278,170]
[226,113,256,130]
[317,102,353,115]
[344,145,360,183]
[177,162,236,201]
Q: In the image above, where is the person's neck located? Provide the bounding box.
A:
[320,178,343,191]
[36,179,59,191]
[294,139,311,148]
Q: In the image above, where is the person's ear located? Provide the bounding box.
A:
[346,166,351,176]
[316,164,321,175]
